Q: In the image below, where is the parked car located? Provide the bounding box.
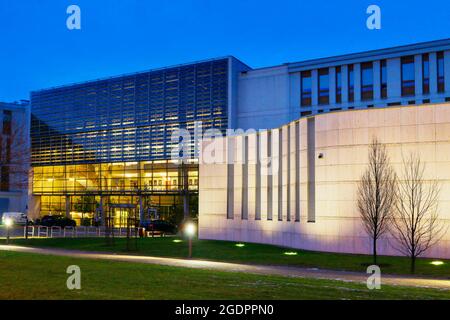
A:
[1,212,27,226]
[39,215,76,228]
[140,219,177,234]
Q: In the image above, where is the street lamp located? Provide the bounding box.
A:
[4,218,13,245]
[184,222,196,259]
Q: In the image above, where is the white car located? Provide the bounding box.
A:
[1,212,27,226]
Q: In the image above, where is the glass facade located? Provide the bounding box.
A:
[31,58,229,224]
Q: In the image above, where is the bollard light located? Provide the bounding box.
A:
[184,222,196,259]
[4,218,13,245]
[4,217,13,227]
[185,222,196,238]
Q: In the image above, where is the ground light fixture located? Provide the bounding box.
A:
[4,218,13,245]
[173,239,183,243]
[430,260,444,266]
[235,243,245,248]
[284,251,298,256]
[184,222,196,259]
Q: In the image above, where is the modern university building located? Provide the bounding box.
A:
[30,39,450,257]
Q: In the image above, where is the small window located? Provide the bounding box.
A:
[301,111,312,117]
[437,51,445,93]
[380,60,387,99]
[301,71,312,106]
[361,62,374,100]
[318,68,329,105]
[335,66,342,103]
[401,56,415,96]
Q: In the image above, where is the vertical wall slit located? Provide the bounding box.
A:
[307,118,316,223]
[278,128,283,221]
[255,133,261,220]
[241,135,248,220]
[295,122,300,222]
[267,131,273,220]
[226,136,234,219]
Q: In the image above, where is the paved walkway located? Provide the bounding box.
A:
[1,245,449,290]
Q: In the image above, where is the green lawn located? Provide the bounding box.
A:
[0,250,449,300]
[2,237,449,278]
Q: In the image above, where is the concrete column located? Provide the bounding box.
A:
[271,129,280,221]
[387,58,401,99]
[354,63,361,102]
[373,60,381,100]
[415,54,423,96]
[99,196,105,225]
[430,52,438,94]
[259,131,268,221]
[312,69,319,106]
[139,195,144,222]
[342,65,349,103]
[329,67,336,105]
[290,73,301,118]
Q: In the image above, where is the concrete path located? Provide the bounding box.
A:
[1,245,449,290]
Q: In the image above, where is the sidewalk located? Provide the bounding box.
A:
[1,244,449,290]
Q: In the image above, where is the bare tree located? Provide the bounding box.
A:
[391,153,447,273]
[357,138,397,264]
[0,119,30,192]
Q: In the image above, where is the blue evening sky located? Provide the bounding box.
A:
[0,0,449,102]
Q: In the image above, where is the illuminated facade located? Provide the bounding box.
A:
[199,103,450,259]
[30,39,450,231]
[30,57,250,224]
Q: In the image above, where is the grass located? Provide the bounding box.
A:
[0,250,449,300]
[2,237,449,278]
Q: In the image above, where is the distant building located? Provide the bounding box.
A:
[0,101,31,216]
